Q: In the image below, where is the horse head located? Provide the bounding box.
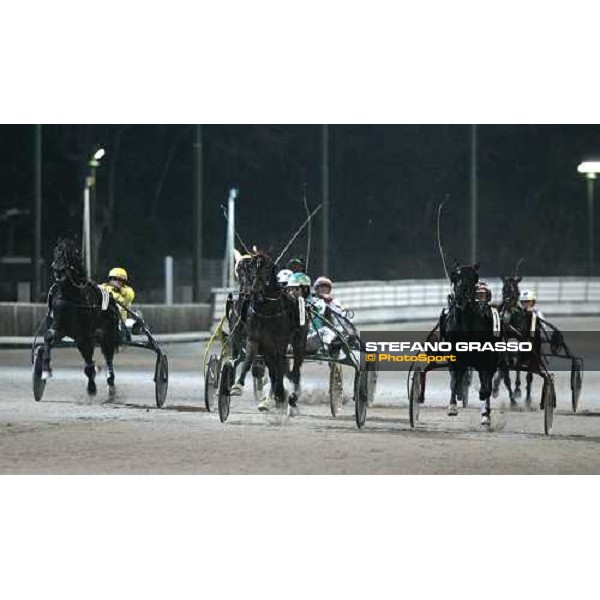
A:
[51,238,87,286]
[501,275,522,308]
[450,262,479,308]
[248,250,277,298]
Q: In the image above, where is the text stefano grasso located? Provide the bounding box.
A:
[364,341,533,353]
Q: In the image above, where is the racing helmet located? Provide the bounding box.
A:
[277,269,293,286]
[287,257,306,273]
[108,267,128,282]
[520,289,536,303]
[313,276,333,291]
[286,273,302,288]
[475,280,491,302]
[296,273,311,288]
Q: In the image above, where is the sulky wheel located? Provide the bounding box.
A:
[204,355,220,412]
[570,359,583,413]
[218,362,234,423]
[329,363,344,418]
[366,359,378,408]
[354,370,368,429]
[154,353,169,408]
[409,367,422,428]
[542,377,556,436]
[32,346,46,402]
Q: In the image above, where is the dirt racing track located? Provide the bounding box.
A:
[1,316,600,474]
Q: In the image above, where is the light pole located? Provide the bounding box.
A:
[321,124,329,275]
[470,124,478,264]
[222,188,238,289]
[34,125,42,302]
[82,148,105,278]
[577,161,600,277]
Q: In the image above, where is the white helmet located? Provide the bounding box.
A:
[475,280,492,302]
[277,269,293,286]
[520,289,536,303]
[313,276,333,291]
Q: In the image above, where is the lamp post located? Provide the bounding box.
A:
[82,148,105,278]
[222,188,238,289]
[577,161,600,277]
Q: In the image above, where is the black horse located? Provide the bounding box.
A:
[41,239,120,396]
[492,276,524,407]
[440,263,500,426]
[491,276,544,408]
[232,251,301,414]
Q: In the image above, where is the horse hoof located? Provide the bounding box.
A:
[492,388,499,399]
[509,400,518,411]
[481,416,491,427]
[258,396,275,412]
[514,389,522,399]
[447,404,459,417]
[107,385,116,398]
[41,370,53,381]
[230,383,243,396]
[87,382,97,395]
[287,404,299,417]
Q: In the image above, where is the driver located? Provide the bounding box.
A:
[277,268,293,290]
[287,257,307,275]
[100,267,137,340]
[313,276,343,313]
[520,289,544,319]
[100,267,135,320]
[288,273,338,354]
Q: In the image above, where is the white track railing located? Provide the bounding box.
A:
[211,277,600,325]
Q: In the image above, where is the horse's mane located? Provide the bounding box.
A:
[53,238,88,283]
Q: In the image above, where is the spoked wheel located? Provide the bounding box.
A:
[354,370,368,429]
[329,363,344,418]
[252,360,268,403]
[409,367,422,428]
[542,377,556,436]
[218,362,234,423]
[571,359,583,413]
[366,360,378,408]
[154,353,169,408]
[204,354,220,412]
[32,346,46,402]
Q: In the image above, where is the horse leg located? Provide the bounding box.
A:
[273,352,287,408]
[514,369,522,399]
[286,348,301,417]
[77,338,97,395]
[448,368,460,416]
[525,372,534,408]
[288,330,306,405]
[231,338,256,396]
[461,367,471,407]
[257,354,277,412]
[101,331,117,398]
[501,368,517,408]
[492,370,502,398]
[41,326,59,379]
[479,370,493,427]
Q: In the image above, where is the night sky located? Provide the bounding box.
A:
[1,124,599,298]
